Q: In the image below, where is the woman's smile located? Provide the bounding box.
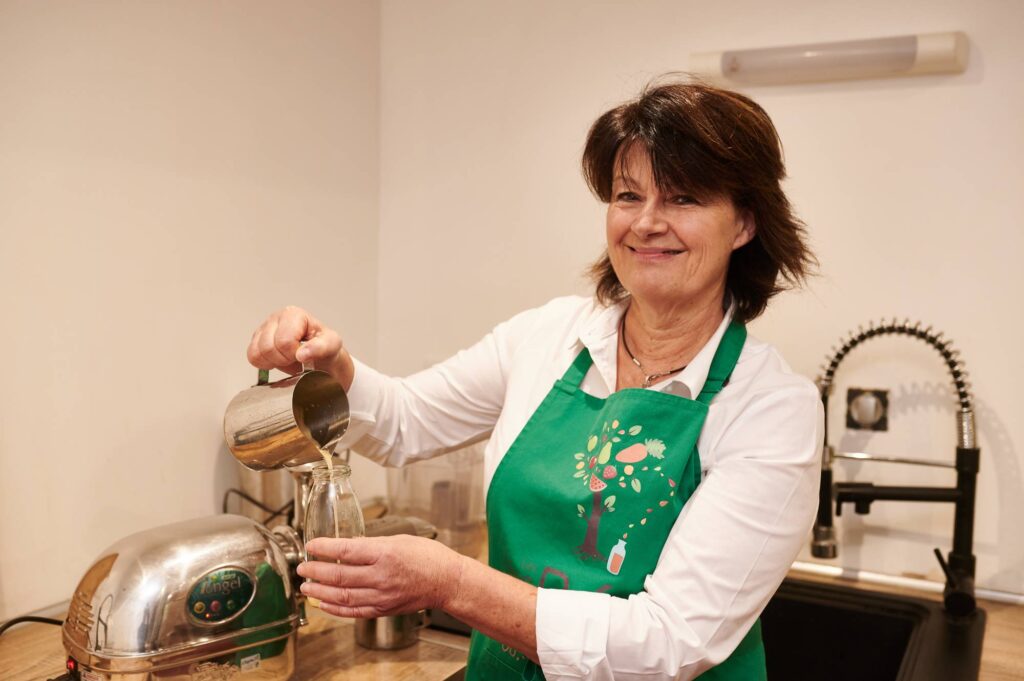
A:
[626,245,687,264]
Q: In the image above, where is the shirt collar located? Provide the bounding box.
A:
[574,296,737,399]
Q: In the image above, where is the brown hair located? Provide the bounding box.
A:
[582,78,816,323]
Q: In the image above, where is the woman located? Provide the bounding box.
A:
[249,80,822,680]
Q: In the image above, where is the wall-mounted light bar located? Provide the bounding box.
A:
[690,32,968,86]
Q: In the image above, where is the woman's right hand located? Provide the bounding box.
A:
[246,306,356,391]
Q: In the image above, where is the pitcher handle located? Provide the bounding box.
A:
[255,343,315,386]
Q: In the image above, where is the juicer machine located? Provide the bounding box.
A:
[55,366,425,680]
[62,515,304,681]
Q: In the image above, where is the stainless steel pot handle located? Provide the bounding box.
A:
[415,609,430,630]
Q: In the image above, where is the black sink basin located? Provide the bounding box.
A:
[443,577,986,681]
[762,578,986,681]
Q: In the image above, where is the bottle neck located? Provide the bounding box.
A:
[311,461,352,482]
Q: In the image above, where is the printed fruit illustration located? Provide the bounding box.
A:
[615,442,647,464]
[589,474,608,492]
[602,465,617,479]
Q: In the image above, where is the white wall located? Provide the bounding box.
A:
[376,0,1024,594]
[0,1,380,619]
[3,0,1020,623]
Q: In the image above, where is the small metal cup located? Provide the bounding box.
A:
[354,612,429,650]
[224,367,349,470]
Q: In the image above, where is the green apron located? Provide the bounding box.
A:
[466,320,765,680]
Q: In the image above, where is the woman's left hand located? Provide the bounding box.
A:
[297,535,464,618]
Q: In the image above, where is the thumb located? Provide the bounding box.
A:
[295,341,314,363]
[296,329,341,365]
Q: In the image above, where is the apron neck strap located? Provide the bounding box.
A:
[561,345,595,387]
[563,322,746,397]
[695,321,747,405]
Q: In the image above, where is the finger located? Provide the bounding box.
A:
[305,537,382,565]
[247,322,277,369]
[296,561,380,588]
[275,307,313,363]
[316,600,383,620]
[254,321,294,369]
[300,581,381,607]
[247,326,261,366]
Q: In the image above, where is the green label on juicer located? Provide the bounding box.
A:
[187,567,255,625]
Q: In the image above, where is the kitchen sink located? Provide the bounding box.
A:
[762,577,986,681]
[442,577,986,681]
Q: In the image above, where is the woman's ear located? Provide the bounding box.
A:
[732,211,756,250]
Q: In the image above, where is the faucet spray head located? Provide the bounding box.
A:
[957,409,976,449]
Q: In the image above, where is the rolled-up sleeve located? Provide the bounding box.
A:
[536,379,823,680]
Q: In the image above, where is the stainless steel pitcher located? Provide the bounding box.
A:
[224,367,349,470]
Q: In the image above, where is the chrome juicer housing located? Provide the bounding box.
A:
[62,515,304,680]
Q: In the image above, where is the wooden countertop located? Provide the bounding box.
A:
[1,578,1020,680]
[0,606,468,681]
[294,608,467,680]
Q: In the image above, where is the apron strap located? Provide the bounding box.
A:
[695,321,747,406]
[563,321,745,398]
[560,346,594,388]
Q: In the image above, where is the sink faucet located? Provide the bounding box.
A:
[813,319,979,617]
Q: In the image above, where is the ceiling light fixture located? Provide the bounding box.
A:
[690,32,968,86]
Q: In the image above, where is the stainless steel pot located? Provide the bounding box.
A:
[354,611,429,650]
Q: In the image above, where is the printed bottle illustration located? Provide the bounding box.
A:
[607,539,627,575]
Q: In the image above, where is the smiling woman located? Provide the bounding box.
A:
[583,81,816,325]
[605,146,755,324]
[250,77,823,681]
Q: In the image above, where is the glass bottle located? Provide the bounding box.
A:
[302,462,365,603]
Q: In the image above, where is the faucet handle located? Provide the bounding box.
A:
[935,547,977,617]
[933,547,957,588]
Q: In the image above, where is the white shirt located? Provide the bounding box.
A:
[338,295,823,681]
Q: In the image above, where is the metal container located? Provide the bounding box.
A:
[224,368,349,470]
[62,515,303,680]
[354,612,429,650]
[353,518,437,651]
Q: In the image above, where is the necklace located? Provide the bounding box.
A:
[620,315,688,389]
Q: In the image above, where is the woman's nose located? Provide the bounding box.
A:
[631,202,669,237]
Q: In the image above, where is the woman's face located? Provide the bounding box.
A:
[606,146,755,310]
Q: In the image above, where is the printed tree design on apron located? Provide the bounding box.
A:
[572,419,667,559]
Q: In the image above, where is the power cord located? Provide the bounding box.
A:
[0,616,69,680]
[222,488,295,525]
[0,615,63,637]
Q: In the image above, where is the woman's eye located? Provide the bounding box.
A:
[616,192,640,202]
[670,195,698,206]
